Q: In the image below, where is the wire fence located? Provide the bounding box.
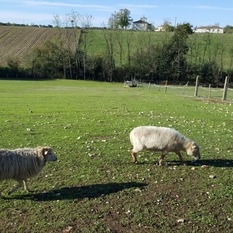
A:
[139,82,233,102]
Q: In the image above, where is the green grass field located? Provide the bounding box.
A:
[0,80,232,232]
[84,30,233,69]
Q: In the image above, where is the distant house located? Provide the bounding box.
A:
[194,26,224,33]
[132,17,151,31]
[154,26,165,32]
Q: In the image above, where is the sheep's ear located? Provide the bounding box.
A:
[191,143,198,150]
[42,147,49,157]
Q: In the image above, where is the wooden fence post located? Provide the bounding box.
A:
[148,83,151,91]
[208,84,211,98]
[194,75,199,97]
[222,76,229,101]
[164,80,168,93]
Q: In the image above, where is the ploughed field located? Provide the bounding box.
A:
[0,26,81,67]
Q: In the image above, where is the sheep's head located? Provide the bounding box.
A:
[37,147,57,162]
[187,142,200,160]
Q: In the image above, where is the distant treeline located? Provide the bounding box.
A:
[0,22,107,30]
[0,22,54,28]
[2,21,233,33]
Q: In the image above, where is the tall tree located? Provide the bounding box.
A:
[132,23,190,82]
[162,19,175,32]
[117,9,132,29]
[108,9,132,29]
[176,23,193,35]
[102,30,115,81]
[163,25,190,81]
[108,12,119,29]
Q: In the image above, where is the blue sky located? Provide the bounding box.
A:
[1,0,233,28]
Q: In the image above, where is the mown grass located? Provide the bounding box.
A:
[0,79,232,232]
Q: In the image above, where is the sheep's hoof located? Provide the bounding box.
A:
[159,161,164,166]
[159,161,168,166]
[25,189,34,193]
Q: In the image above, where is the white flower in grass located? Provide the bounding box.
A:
[177,218,185,223]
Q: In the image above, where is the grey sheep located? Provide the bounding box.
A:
[130,126,200,165]
[0,146,57,196]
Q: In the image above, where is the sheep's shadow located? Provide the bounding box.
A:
[137,158,233,168]
[9,182,147,201]
[170,159,233,168]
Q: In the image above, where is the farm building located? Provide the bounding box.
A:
[154,26,165,32]
[132,17,151,31]
[124,80,138,87]
[194,26,224,33]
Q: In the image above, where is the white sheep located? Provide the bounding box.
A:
[130,126,200,165]
[0,146,57,197]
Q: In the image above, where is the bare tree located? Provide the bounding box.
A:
[80,15,93,28]
[108,12,118,29]
[115,30,124,66]
[53,11,93,79]
[79,15,94,79]
[125,31,135,67]
[102,30,115,81]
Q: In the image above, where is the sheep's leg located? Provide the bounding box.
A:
[159,152,167,166]
[0,186,6,198]
[8,180,31,195]
[23,180,31,192]
[8,181,23,195]
[131,150,138,163]
[176,152,184,164]
[8,184,20,194]
[0,192,5,199]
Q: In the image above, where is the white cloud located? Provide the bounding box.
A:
[22,0,111,10]
[0,10,53,24]
[194,5,233,11]
[117,4,159,9]
[167,4,233,12]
